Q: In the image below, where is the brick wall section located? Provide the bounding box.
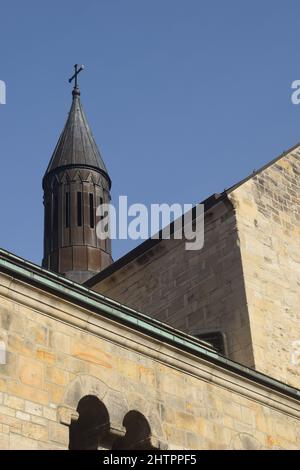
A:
[0,274,299,449]
[229,148,300,387]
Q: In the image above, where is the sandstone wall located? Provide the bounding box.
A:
[94,200,254,367]
[229,148,300,388]
[92,151,300,389]
[0,271,299,450]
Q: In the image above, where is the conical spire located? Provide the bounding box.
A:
[43,86,110,187]
[42,69,113,284]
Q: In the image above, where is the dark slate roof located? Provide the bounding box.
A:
[44,89,109,182]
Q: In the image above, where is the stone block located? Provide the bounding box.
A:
[9,433,38,450]
[49,421,69,445]
[22,421,48,441]
[18,356,43,388]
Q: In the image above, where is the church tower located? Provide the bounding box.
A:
[42,65,112,284]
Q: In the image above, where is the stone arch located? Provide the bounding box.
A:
[69,395,110,450]
[127,399,167,449]
[112,410,154,450]
[58,375,167,450]
[59,375,128,449]
[62,375,109,408]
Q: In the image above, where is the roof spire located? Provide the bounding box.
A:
[68,64,84,97]
[43,67,111,188]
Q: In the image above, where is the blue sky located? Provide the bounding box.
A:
[0,0,300,264]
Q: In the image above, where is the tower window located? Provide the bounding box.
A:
[77,192,82,227]
[89,193,94,228]
[65,192,70,228]
[45,202,51,234]
[53,195,58,231]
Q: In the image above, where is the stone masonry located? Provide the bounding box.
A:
[90,147,300,389]
[228,147,300,387]
[0,260,299,450]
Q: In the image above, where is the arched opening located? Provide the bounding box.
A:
[69,395,110,450]
[113,410,153,450]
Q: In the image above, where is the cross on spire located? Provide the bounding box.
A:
[68,64,84,93]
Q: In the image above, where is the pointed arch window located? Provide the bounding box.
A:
[89,193,95,228]
[65,192,70,228]
[77,192,82,227]
[44,200,51,251]
[53,195,58,231]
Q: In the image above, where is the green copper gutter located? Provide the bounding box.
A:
[0,248,299,401]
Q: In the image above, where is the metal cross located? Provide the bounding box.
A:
[68,64,84,89]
